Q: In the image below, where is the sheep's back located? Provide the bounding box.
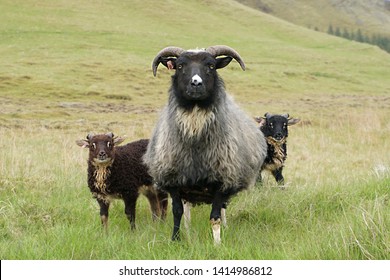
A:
[109,139,152,193]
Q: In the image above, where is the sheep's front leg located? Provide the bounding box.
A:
[97,198,110,232]
[170,190,183,241]
[210,191,226,245]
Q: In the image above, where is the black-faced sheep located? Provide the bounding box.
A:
[255,113,300,185]
[143,45,267,244]
[76,133,168,231]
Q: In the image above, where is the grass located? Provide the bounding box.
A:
[0,0,389,260]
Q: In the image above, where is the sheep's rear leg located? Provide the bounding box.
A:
[221,202,228,228]
[123,196,138,230]
[158,191,168,220]
[97,199,110,233]
[183,200,191,231]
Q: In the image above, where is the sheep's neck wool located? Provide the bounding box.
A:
[266,136,286,168]
[92,159,113,194]
[176,105,215,138]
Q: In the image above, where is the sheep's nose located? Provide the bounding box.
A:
[98,151,106,157]
[275,133,283,140]
[191,74,202,86]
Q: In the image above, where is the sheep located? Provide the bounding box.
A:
[255,113,300,186]
[76,133,168,231]
[143,45,267,244]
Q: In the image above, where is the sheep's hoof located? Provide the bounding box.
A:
[210,218,221,245]
[171,233,181,241]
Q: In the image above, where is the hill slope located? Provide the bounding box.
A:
[236,0,390,36]
[1,0,389,127]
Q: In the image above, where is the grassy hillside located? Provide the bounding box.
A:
[236,0,390,36]
[0,0,389,260]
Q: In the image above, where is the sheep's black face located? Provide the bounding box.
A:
[174,52,217,103]
[170,51,235,109]
[261,116,289,142]
[89,135,115,165]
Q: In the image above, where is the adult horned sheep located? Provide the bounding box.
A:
[143,45,267,244]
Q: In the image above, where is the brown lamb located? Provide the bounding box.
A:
[77,133,168,231]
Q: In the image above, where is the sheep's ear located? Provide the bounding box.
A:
[216,57,233,69]
[113,136,125,146]
[161,58,177,70]
[288,118,300,126]
[254,116,266,127]
[76,139,89,148]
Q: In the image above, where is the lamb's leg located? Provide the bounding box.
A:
[272,168,285,188]
[170,190,183,241]
[143,189,160,221]
[123,196,137,230]
[210,191,225,245]
[97,198,110,233]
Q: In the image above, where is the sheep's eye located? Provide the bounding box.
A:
[177,64,183,70]
[269,123,273,128]
[92,143,96,149]
[107,142,111,148]
[209,64,215,70]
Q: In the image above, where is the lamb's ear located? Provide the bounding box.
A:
[113,136,125,146]
[76,139,89,148]
[254,116,266,127]
[288,118,301,126]
[254,116,262,123]
[161,58,177,70]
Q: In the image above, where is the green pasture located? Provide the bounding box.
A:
[0,0,389,259]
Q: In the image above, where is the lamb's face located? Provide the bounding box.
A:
[76,133,118,165]
[263,115,289,141]
[256,114,300,142]
[88,134,115,164]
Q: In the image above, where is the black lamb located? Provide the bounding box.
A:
[76,133,168,231]
[255,113,300,185]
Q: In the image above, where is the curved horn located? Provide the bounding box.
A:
[86,133,95,140]
[152,46,185,76]
[205,45,246,71]
[106,132,114,138]
[264,112,273,118]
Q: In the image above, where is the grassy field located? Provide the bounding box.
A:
[0,0,389,260]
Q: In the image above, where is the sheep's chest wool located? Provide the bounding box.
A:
[175,105,215,138]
